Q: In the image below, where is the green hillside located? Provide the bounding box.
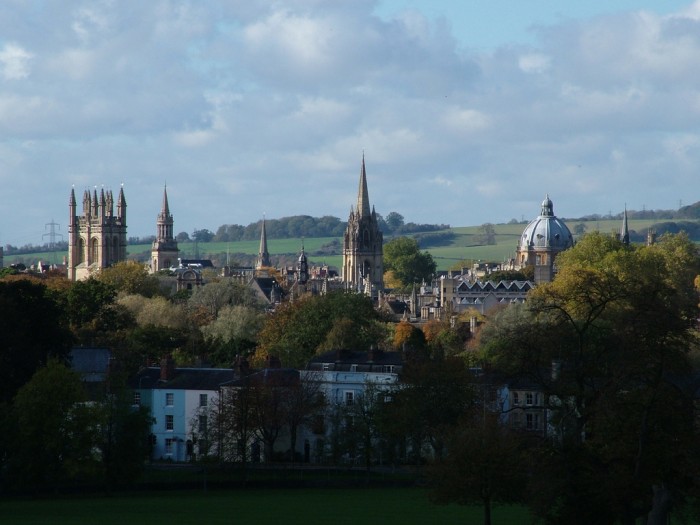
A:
[6,219,696,272]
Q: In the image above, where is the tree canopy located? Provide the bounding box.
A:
[383,236,436,288]
[479,232,700,524]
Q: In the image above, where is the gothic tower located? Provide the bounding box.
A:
[256,216,271,269]
[68,185,128,281]
[151,185,180,272]
[342,155,383,296]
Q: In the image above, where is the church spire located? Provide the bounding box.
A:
[161,184,171,217]
[256,216,270,269]
[620,205,629,245]
[357,154,371,219]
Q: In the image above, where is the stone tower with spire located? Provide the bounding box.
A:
[342,155,383,296]
[151,185,180,273]
[256,216,271,269]
[68,185,128,281]
[620,206,630,246]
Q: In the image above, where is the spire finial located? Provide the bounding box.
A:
[357,154,371,218]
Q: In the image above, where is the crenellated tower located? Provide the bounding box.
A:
[151,185,180,272]
[68,185,128,280]
[342,155,383,296]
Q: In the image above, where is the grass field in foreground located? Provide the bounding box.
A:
[2,488,530,525]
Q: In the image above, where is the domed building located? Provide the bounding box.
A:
[516,195,574,283]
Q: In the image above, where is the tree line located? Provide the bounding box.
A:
[2,230,700,525]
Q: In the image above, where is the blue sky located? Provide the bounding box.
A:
[376,1,692,49]
[1,0,699,246]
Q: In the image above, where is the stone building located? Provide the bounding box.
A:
[516,195,574,284]
[150,185,180,273]
[341,156,383,297]
[67,186,127,281]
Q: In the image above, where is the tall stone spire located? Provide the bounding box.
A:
[342,155,383,297]
[357,154,371,219]
[620,205,629,245]
[151,185,179,273]
[256,216,271,269]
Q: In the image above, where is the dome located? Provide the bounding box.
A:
[518,195,573,251]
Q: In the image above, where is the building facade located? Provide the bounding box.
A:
[342,156,383,296]
[68,186,127,281]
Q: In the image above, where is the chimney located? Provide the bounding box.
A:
[234,355,251,376]
[266,355,282,369]
[160,355,176,381]
[551,359,562,381]
[367,345,382,363]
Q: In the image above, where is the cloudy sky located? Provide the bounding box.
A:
[1,0,698,245]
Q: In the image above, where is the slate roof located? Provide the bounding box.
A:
[69,347,112,381]
[131,367,235,391]
[312,349,403,365]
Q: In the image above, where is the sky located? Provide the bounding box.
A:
[1,0,699,246]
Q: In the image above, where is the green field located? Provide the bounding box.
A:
[4,218,692,272]
[2,487,528,525]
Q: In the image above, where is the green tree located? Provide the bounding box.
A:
[476,223,496,245]
[255,291,383,367]
[480,232,700,525]
[67,277,117,330]
[385,211,405,232]
[386,357,476,462]
[95,379,153,491]
[97,261,161,297]
[0,279,73,404]
[383,237,436,287]
[429,412,531,525]
[10,360,97,491]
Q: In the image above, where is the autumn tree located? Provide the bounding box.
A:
[97,260,162,297]
[255,291,383,367]
[202,305,265,366]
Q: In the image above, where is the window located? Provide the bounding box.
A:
[526,392,533,406]
[526,413,540,431]
[322,363,330,371]
[199,393,208,407]
[383,365,394,373]
[165,438,173,454]
[166,415,174,431]
[513,392,520,405]
[198,415,208,434]
[350,364,357,372]
[133,392,141,406]
[166,393,174,406]
[344,391,354,406]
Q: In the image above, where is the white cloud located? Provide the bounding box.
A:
[0,43,33,80]
[0,1,698,246]
[518,53,550,73]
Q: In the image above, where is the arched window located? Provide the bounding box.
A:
[91,238,99,264]
[112,237,119,263]
[78,238,85,263]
